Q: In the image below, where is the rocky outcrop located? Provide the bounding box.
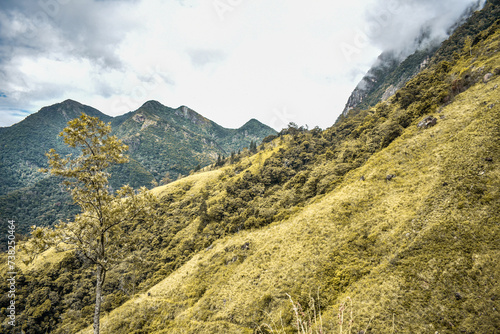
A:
[417,116,437,129]
[483,72,493,83]
[141,118,157,131]
[381,85,398,102]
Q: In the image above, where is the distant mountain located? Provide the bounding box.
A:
[0,99,112,196]
[0,99,276,244]
[111,101,276,183]
[0,99,275,193]
[337,0,495,123]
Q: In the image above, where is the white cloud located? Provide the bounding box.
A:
[0,0,482,129]
[364,0,485,58]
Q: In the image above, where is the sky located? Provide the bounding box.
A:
[0,0,484,130]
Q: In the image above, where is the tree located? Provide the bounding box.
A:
[31,114,156,334]
[160,171,172,185]
[249,140,257,154]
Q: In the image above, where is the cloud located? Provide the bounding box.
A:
[0,0,137,68]
[363,0,485,59]
[187,49,226,68]
[1,0,379,129]
[0,0,141,122]
[0,0,484,129]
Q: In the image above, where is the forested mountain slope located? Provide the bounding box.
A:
[0,100,275,248]
[74,23,499,333]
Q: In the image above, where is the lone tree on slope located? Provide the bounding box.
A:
[31,114,156,334]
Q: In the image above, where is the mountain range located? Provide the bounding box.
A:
[0,100,276,244]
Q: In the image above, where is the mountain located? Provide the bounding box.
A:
[1,3,499,333]
[0,100,276,247]
[339,48,435,121]
[337,0,497,123]
[0,99,275,195]
[0,99,112,196]
[110,101,276,183]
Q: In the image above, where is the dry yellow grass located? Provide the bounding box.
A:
[76,73,499,333]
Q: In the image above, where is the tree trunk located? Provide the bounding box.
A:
[93,265,106,334]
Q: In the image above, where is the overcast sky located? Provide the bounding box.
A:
[0,0,483,130]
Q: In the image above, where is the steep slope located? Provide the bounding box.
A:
[340,48,434,120]
[77,40,499,333]
[338,0,497,123]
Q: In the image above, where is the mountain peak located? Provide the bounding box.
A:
[36,99,111,124]
[241,118,262,129]
[39,99,83,113]
[243,118,259,125]
[141,100,164,109]
[240,118,275,132]
[60,99,83,106]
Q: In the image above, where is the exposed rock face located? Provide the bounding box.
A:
[381,85,398,102]
[339,50,433,122]
[340,52,398,117]
[133,114,146,122]
[342,87,367,118]
[483,72,493,83]
[175,105,209,126]
[141,119,157,130]
[417,116,437,129]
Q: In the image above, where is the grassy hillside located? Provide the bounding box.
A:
[75,52,499,333]
[1,12,499,334]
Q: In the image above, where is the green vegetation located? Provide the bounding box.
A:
[0,4,499,334]
[0,101,276,251]
[338,0,500,124]
[31,114,156,334]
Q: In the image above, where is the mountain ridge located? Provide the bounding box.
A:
[0,99,276,248]
[0,98,276,194]
[338,0,495,123]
